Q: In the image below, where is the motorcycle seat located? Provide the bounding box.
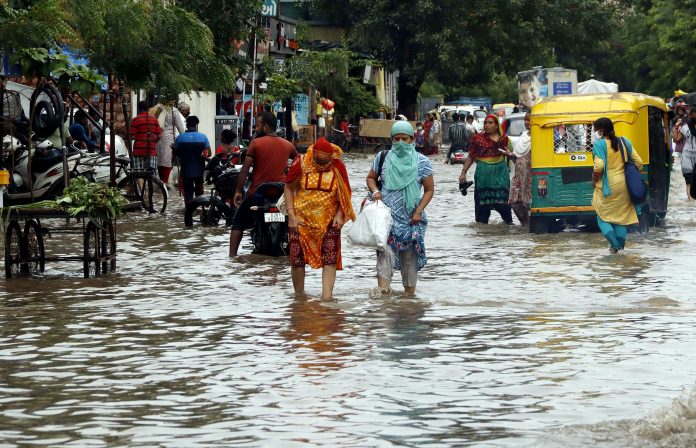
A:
[31,149,63,173]
[253,182,285,200]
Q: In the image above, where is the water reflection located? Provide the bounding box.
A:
[1,157,696,446]
[283,295,350,373]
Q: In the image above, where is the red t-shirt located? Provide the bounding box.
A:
[131,112,162,157]
[246,136,297,194]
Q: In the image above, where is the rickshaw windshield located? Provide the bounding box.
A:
[553,123,595,153]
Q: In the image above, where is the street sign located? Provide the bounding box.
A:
[261,0,278,17]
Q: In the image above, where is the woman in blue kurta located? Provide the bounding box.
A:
[366,121,435,294]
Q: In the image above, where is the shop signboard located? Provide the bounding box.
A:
[262,0,279,17]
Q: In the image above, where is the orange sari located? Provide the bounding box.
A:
[286,143,355,269]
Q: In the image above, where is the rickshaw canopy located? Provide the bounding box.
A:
[531,92,667,128]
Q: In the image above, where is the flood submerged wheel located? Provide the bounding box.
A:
[4,221,23,278]
[22,219,45,275]
[100,221,116,274]
[185,197,217,227]
[83,221,100,278]
[117,176,142,202]
[141,176,168,214]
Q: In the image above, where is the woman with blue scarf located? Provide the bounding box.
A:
[366,121,435,294]
[591,117,643,254]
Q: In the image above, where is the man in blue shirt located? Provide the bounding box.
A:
[173,115,211,206]
[69,110,95,152]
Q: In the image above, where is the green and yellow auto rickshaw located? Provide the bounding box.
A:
[529,92,670,233]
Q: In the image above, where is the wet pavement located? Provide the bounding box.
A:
[1,152,696,447]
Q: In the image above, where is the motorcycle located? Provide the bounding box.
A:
[449,147,467,164]
[249,182,288,256]
[2,137,83,206]
[185,163,240,227]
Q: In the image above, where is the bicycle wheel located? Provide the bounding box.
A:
[185,197,218,227]
[83,221,99,278]
[141,176,168,214]
[23,219,45,275]
[4,221,23,278]
[117,175,142,203]
[100,221,116,274]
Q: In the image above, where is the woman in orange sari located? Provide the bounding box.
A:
[284,137,356,299]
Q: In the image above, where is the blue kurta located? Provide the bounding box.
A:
[372,152,433,270]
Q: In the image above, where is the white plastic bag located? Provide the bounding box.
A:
[347,200,393,250]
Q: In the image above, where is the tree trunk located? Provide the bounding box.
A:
[397,76,423,121]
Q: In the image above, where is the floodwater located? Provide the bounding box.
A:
[2,152,696,447]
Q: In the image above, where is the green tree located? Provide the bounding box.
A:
[176,0,263,71]
[264,47,381,118]
[70,0,236,97]
[309,0,621,116]
[612,0,696,96]
[0,0,237,97]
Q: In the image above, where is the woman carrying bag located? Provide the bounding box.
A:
[591,117,643,254]
[366,121,435,295]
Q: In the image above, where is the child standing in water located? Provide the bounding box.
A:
[414,122,425,153]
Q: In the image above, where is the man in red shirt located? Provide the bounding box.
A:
[130,101,162,171]
[229,111,298,257]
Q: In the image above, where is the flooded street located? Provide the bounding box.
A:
[2,153,696,447]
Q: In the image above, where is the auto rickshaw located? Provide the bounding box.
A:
[529,92,670,234]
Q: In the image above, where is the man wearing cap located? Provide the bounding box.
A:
[284,137,355,298]
[229,111,298,256]
[173,115,211,208]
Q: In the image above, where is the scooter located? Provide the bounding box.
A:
[75,132,130,184]
[2,137,83,206]
[249,182,288,256]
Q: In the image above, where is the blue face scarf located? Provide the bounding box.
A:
[385,141,420,212]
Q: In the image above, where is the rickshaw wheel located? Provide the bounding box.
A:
[100,221,116,274]
[529,216,549,234]
[4,221,24,278]
[23,220,45,275]
[638,205,657,234]
[83,221,100,278]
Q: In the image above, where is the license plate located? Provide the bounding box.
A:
[264,212,285,223]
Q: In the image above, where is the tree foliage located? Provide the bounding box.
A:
[310,0,622,113]
[70,0,236,97]
[264,47,381,118]
[611,0,696,96]
[176,0,263,70]
[0,0,238,97]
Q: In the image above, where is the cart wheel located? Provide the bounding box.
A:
[100,221,116,274]
[83,221,100,278]
[4,221,23,278]
[529,216,549,234]
[23,219,45,275]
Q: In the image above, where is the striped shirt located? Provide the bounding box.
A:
[449,123,469,149]
[131,112,162,156]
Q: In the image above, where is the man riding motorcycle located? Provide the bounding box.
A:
[229,111,298,257]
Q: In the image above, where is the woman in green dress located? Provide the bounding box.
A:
[459,114,514,224]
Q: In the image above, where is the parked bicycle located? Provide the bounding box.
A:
[116,161,168,214]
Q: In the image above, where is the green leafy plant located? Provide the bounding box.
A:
[6,178,128,228]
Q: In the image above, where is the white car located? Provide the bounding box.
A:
[502,112,528,148]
